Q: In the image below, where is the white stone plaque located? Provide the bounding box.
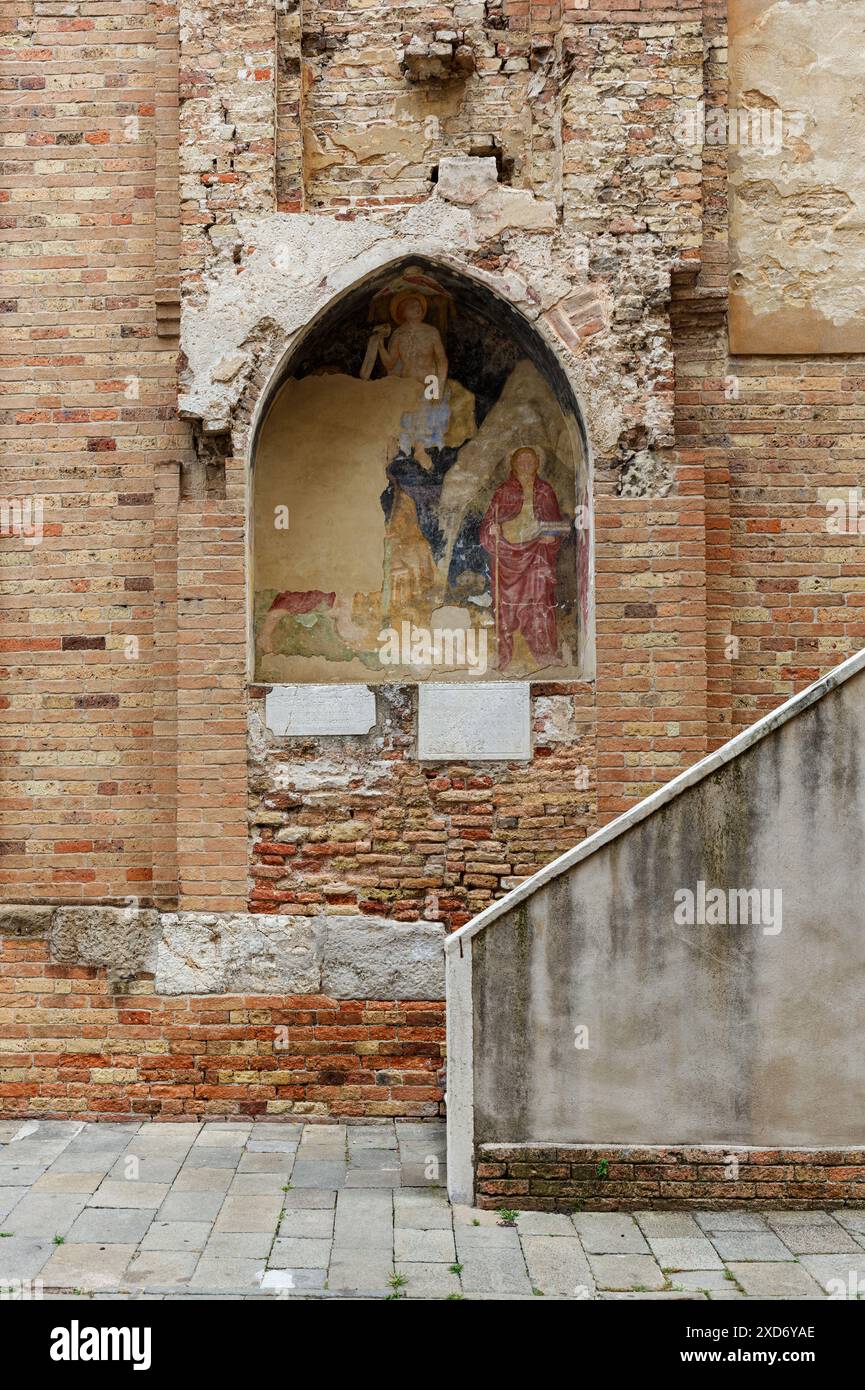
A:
[417,683,531,761]
[265,684,377,736]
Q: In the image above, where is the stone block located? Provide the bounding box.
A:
[321,916,445,999]
[50,907,159,980]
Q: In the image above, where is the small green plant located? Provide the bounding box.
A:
[53,1234,65,1245]
[723,1269,735,1281]
[281,1183,293,1192]
[0,1233,12,1238]
[445,1292,464,1300]
[532,1287,544,1296]
[595,1159,609,1179]
[448,1262,463,1276]
[497,1208,519,1226]
[386,1270,408,1300]
[472,1218,480,1227]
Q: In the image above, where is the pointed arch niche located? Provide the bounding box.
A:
[252,259,593,686]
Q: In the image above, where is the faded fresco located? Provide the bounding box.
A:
[253,265,590,683]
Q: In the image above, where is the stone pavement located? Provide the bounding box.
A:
[1,1119,863,1300]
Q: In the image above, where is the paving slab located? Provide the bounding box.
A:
[669,1269,738,1293]
[694,1210,771,1232]
[68,1208,155,1245]
[31,1172,104,1197]
[458,1247,532,1295]
[88,1181,170,1210]
[171,1168,234,1194]
[571,1212,650,1253]
[139,1222,211,1252]
[774,1224,863,1254]
[158,1192,225,1223]
[726,1261,825,1298]
[327,1256,394,1292]
[0,1188,26,1221]
[797,1253,865,1293]
[708,1230,795,1262]
[204,1232,272,1259]
[5,1194,86,1239]
[189,1257,267,1292]
[394,1227,455,1263]
[587,1253,666,1291]
[635,1212,703,1239]
[278,1208,334,1239]
[237,1151,295,1173]
[397,1262,462,1298]
[765,1210,838,1227]
[259,1268,327,1293]
[0,1236,54,1281]
[522,1234,595,1296]
[833,1210,865,1234]
[393,1190,452,1230]
[214,1195,282,1234]
[123,1251,199,1288]
[289,1162,347,1189]
[269,1237,333,1269]
[281,1188,336,1210]
[40,1242,137,1292]
[182,1149,242,1171]
[228,1172,289,1195]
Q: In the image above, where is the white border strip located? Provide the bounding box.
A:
[445,645,865,955]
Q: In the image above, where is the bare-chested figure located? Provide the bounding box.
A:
[362,292,448,394]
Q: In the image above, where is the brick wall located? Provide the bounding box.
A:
[476,1144,865,1210]
[0,932,444,1119]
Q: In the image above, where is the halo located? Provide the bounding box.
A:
[390,290,428,324]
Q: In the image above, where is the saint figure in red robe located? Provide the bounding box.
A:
[479,447,569,670]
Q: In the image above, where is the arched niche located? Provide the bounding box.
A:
[252,258,592,685]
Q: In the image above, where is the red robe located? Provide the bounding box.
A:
[480,476,565,668]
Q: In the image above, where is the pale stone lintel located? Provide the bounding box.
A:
[264,684,377,736]
[417,682,531,762]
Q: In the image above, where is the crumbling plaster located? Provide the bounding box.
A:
[178,171,675,471]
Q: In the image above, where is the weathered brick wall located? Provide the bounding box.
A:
[476,1144,865,1211]
[3,0,865,1122]
[0,932,444,1118]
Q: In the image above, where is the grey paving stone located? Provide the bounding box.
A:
[347,1126,397,1150]
[797,1253,865,1293]
[124,1251,199,1287]
[48,1153,119,1175]
[602,1291,706,1301]
[668,1269,739,1293]
[0,1164,49,1185]
[281,1188,336,1210]
[708,1230,796,1261]
[245,1140,297,1155]
[278,1208,334,1239]
[259,1268,327,1293]
[170,1167,234,1194]
[0,1236,54,1280]
[327,1256,394,1293]
[765,1210,837,1227]
[635,1212,703,1239]
[289,1162,347,1189]
[571,1212,650,1253]
[67,1208,155,1245]
[188,1257,267,1291]
[249,1124,303,1141]
[213,1195,282,1233]
[587,1253,666,1291]
[521,1234,595,1296]
[648,1237,724,1271]
[269,1237,333,1269]
[399,1162,445,1187]
[347,1148,401,1171]
[158,1191,224,1223]
[455,1223,521,1254]
[228,1172,289,1195]
[182,1149,242,1170]
[694,1210,771,1232]
[833,1210,865,1234]
[5,1193,86,1239]
[139,1222,211,1252]
[393,1190,452,1230]
[108,1157,184,1184]
[192,1130,247,1149]
[237,1151,294,1174]
[511,1211,575,1236]
[39,1242,137,1292]
[345,1168,401,1188]
[394,1227,455,1263]
[88,1182,170,1210]
[31,1172,104,1196]
[0,1188,26,1221]
[459,1247,532,1295]
[397,1262,462,1298]
[726,1261,825,1298]
[204,1232,272,1259]
[774,1224,862,1254]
